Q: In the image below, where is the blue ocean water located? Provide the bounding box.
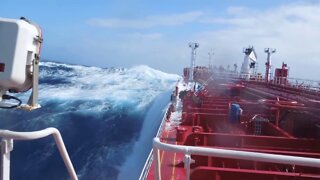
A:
[0,61,179,180]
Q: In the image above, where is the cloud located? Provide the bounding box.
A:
[70,3,320,80]
[126,32,164,40]
[86,11,204,28]
[194,3,320,80]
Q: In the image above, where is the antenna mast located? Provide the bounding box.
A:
[264,48,276,83]
[188,42,199,82]
[208,49,214,69]
[234,64,238,73]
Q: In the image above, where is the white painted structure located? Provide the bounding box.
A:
[0,128,78,180]
[0,18,41,92]
[240,46,257,80]
[0,17,42,109]
[188,42,199,82]
[264,48,276,82]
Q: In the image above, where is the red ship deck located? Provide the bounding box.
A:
[143,67,320,180]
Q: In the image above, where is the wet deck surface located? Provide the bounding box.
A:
[147,124,187,180]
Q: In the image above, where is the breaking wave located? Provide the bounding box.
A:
[0,61,179,180]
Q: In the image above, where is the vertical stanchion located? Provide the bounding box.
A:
[153,147,161,180]
[0,139,13,180]
[184,153,194,180]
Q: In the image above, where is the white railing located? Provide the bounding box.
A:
[205,71,320,92]
[0,128,77,180]
[153,137,320,180]
[286,77,320,92]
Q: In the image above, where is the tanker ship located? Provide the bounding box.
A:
[139,44,320,180]
[1,17,320,180]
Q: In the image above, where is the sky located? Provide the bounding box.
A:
[1,0,320,80]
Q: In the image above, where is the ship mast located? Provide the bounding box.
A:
[264,48,276,83]
[208,49,214,69]
[188,42,199,82]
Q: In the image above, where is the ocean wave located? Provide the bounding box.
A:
[0,61,180,180]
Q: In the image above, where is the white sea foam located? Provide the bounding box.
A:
[23,62,181,112]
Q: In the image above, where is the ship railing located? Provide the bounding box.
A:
[153,137,320,180]
[0,128,77,180]
[278,77,320,92]
[207,72,320,94]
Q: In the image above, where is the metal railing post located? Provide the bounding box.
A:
[51,130,77,180]
[0,128,77,180]
[0,139,13,180]
[153,147,161,180]
[184,153,193,180]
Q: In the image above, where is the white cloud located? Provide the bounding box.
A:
[195,3,320,80]
[76,3,320,80]
[86,11,204,28]
[127,32,164,40]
